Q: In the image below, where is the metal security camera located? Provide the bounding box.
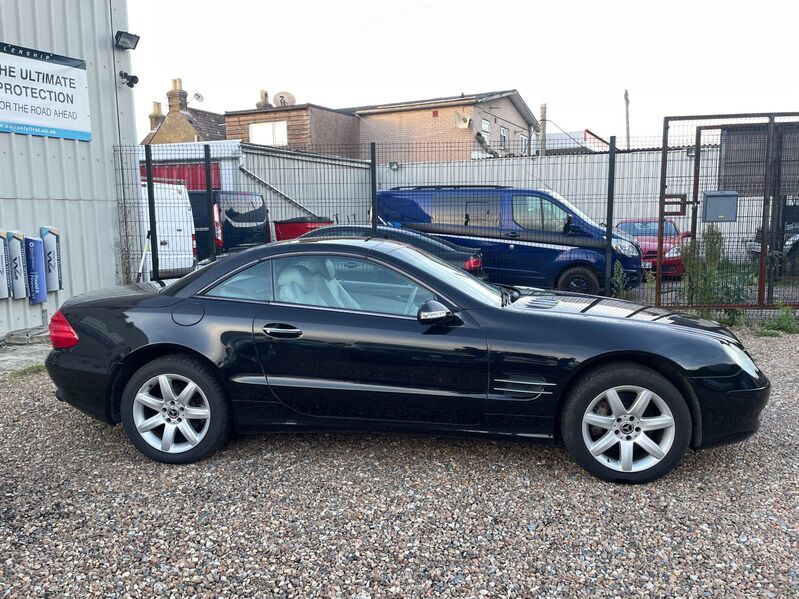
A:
[118,71,139,88]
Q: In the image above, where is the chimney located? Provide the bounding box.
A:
[255,89,273,110]
[148,101,165,130]
[166,78,188,113]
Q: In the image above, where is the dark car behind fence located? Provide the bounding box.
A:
[114,114,799,311]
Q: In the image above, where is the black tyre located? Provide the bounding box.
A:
[560,363,691,483]
[121,354,231,464]
[557,266,600,295]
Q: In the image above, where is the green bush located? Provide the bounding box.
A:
[681,224,748,307]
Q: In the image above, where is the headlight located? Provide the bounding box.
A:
[721,342,760,379]
[665,245,682,258]
[612,239,638,257]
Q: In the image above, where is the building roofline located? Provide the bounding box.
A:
[342,89,540,131]
[224,103,357,117]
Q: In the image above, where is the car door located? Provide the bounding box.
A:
[252,253,489,425]
[499,193,572,286]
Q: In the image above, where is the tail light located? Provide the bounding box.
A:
[49,310,79,349]
[191,233,197,257]
[213,204,224,249]
[464,256,483,271]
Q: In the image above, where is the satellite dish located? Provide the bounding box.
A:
[192,92,204,103]
[455,111,471,129]
[274,91,296,107]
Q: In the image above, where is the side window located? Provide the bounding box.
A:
[512,195,568,232]
[512,195,542,229]
[540,199,568,232]
[205,260,273,301]
[431,193,501,227]
[273,255,434,316]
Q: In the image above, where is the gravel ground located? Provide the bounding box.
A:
[1,330,797,597]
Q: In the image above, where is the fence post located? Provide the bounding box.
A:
[655,119,670,307]
[369,142,378,233]
[604,136,617,296]
[204,144,216,261]
[144,144,159,281]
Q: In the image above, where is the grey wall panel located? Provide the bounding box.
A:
[0,0,136,337]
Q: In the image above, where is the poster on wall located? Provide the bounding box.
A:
[24,236,47,304]
[7,231,27,299]
[40,225,63,291]
[0,42,91,141]
[0,231,11,299]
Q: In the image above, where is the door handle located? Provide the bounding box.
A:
[263,323,303,338]
[505,231,519,238]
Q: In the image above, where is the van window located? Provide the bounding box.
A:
[513,195,568,232]
[430,193,501,227]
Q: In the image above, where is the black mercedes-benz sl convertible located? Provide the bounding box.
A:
[46,238,769,482]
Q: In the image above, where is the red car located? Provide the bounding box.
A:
[616,218,690,278]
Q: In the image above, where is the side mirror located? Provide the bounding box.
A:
[563,214,574,233]
[417,300,453,325]
[681,231,693,239]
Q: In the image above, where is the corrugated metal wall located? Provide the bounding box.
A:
[0,0,136,337]
[240,144,372,233]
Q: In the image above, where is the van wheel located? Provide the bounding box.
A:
[557,266,599,295]
[121,355,231,464]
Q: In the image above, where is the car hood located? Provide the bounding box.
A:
[634,235,678,252]
[507,288,737,341]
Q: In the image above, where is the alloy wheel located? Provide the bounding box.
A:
[132,373,211,454]
[581,385,675,473]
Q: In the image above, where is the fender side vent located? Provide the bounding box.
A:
[493,375,555,400]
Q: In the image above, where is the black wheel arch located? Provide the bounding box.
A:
[554,351,703,448]
[108,344,223,423]
[555,262,602,289]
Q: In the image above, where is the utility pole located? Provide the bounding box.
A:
[539,103,547,157]
[624,89,631,149]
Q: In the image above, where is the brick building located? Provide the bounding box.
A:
[140,79,226,144]
[349,90,539,161]
[220,89,537,162]
[224,91,360,150]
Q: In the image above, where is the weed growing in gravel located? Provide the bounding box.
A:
[9,364,47,379]
[763,304,799,334]
[753,328,781,337]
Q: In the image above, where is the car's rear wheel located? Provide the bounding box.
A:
[121,355,231,463]
[560,363,691,483]
[557,266,600,295]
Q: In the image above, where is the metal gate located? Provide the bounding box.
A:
[657,113,799,308]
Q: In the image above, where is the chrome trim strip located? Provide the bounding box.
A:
[237,375,487,399]
[492,387,553,395]
[231,375,269,385]
[493,379,557,386]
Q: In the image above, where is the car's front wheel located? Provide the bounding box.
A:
[121,355,231,463]
[560,363,691,483]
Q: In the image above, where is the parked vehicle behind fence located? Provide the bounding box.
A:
[748,222,799,277]
[138,182,196,279]
[188,190,270,261]
[377,185,642,294]
[300,224,487,278]
[616,218,689,279]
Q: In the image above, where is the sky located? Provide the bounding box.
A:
[127,0,796,143]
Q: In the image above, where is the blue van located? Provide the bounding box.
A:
[377,185,642,294]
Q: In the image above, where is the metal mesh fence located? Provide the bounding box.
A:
[114,129,799,310]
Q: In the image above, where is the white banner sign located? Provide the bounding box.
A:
[0,42,91,141]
